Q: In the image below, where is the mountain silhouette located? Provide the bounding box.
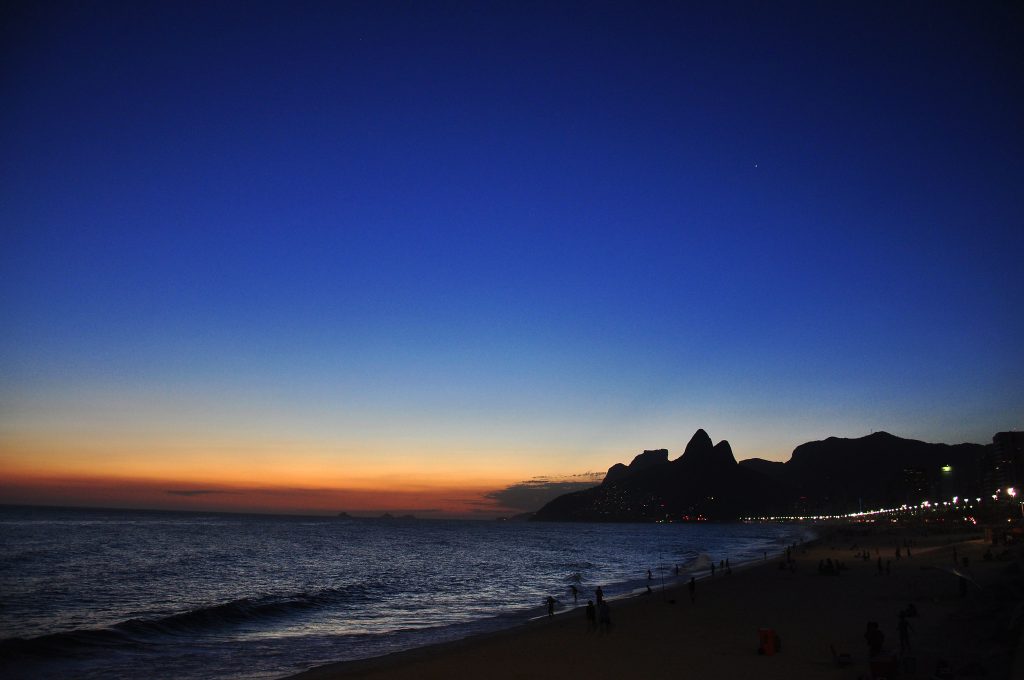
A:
[534,430,791,521]
[534,429,990,521]
[603,448,669,484]
[773,431,986,512]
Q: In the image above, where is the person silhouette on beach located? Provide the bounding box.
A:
[546,596,556,617]
[710,563,715,577]
[898,611,912,653]
[598,601,612,633]
[570,584,578,604]
[864,621,884,656]
[647,569,653,580]
[688,577,696,603]
[585,600,596,631]
[595,586,604,605]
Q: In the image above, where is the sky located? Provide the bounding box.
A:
[2,1,1022,517]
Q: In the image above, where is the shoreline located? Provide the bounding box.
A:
[286,529,803,679]
[286,524,1022,680]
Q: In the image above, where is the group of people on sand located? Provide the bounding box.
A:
[583,586,612,632]
[547,584,611,632]
[862,602,918,674]
[548,559,716,633]
[817,557,846,575]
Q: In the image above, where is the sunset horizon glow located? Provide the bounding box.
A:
[2,2,1021,518]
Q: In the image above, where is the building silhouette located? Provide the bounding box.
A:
[982,432,1024,495]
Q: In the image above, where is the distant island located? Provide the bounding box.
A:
[336,512,417,520]
[533,429,1020,522]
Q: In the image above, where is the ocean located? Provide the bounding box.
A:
[0,505,811,679]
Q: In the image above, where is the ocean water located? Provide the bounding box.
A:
[0,506,811,679]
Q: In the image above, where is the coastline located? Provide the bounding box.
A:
[283,525,797,679]
[286,524,1022,680]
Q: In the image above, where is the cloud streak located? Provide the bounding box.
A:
[166,489,238,497]
[484,473,604,512]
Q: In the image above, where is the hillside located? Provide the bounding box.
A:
[534,429,989,521]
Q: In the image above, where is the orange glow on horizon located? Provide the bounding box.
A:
[0,431,543,517]
[0,471,516,517]
[0,432,537,488]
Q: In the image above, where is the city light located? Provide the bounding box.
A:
[740,492,1019,524]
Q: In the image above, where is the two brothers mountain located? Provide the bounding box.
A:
[533,429,1007,521]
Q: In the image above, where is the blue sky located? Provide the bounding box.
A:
[1,1,1022,513]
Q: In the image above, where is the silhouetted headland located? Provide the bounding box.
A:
[533,429,1005,522]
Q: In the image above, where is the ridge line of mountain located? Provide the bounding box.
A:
[532,429,1000,522]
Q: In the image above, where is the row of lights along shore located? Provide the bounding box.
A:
[742,487,1020,523]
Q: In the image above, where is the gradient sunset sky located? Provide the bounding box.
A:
[2,1,1022,517]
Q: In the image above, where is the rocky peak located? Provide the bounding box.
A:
[630,448,670,468]
[603,448,669,484]
[712,440,738,465]
[676,429,714,462]
[676,429,736,468]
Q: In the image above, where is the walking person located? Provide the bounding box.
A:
[898,611,912,653]
[598,600,612,633]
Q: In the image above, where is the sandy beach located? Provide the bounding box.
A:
[289,525,1023,680]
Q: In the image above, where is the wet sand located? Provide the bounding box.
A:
[288,525,1023,680]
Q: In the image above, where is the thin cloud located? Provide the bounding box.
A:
[166,489,238,497]
[484,473,603,512]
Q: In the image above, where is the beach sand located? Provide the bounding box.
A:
[289,525,1024,680]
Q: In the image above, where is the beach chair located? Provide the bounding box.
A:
[830,645,852,667]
